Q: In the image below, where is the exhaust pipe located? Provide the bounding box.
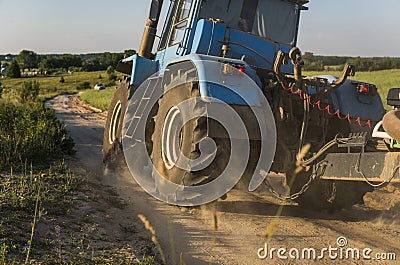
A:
[138,0,164,59]
[383,109,400,141]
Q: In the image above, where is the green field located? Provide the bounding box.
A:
[81,69,400,111]
[80,87,116,111]
[0,71,111,101]
[1,69,399,111]
[0,71,124,110]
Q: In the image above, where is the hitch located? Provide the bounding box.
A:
[273,50,290,88]
[337,132,368,153]
[274,47,356,94]
[289,47,303,91]
[323,64,356,94]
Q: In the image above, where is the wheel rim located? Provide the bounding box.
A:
[162,107,183,170]
[109,100,122,145]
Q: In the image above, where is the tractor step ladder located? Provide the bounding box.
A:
[125,75,163,140]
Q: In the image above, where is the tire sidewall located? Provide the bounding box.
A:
[152,83,196,184]
[103,80,129,159]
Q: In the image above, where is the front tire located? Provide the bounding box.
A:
[103,78,130,168]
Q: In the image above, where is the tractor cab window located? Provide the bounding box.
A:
[159,1,178,50]
[176,0,192,21]
[159,0,193,50]
[199,0,299,45]
[170,0,193,46]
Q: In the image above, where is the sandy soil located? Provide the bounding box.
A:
[46,94,400,265]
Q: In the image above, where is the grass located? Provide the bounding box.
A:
[0,71,110,101]
[1,70,125,111]
[80,87,117,111]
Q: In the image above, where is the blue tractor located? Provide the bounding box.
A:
[103,0,400,210]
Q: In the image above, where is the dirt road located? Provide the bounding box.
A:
[47,94,400,265]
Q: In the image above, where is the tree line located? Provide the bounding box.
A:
[303,52,400,72]
[1,49,136,78]
[4,50,400,78]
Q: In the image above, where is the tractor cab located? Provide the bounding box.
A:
[118,0,309,82]
[199,0,301,46]
[155,0,308,70]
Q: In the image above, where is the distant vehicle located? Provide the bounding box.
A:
[0,67,7,77]
[94,84,106,90]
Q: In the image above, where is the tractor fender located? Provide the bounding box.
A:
[117,54,158,87]
[164,55,271,140]
[166,54,264,107]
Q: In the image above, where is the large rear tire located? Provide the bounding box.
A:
[103,78,130,168]
[151,76,230,187]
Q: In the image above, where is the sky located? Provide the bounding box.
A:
[0,0,400,57]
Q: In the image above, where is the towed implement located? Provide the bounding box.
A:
[103,0,400,210]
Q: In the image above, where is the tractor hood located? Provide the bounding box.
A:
[190,19,294,73]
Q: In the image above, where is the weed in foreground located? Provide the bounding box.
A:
[138,214,166,265]
[0,98,74,170]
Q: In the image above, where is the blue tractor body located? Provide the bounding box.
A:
[122,0,299,103]
[105,0,400,209]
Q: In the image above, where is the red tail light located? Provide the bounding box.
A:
[237,65,246,73]
[359,84,369,94]
[357,83,377,96]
